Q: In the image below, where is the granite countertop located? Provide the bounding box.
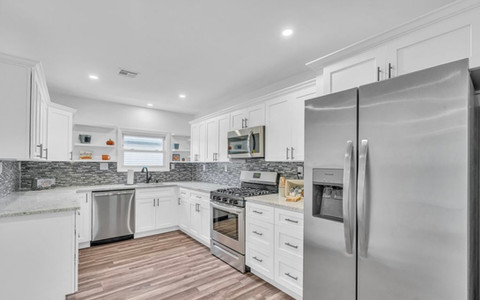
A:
[0,189,80,218]
[74,181,231,194]
[246,194,304,213]
[0,182,231,219]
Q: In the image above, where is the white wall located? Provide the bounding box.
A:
[51,93,193,135]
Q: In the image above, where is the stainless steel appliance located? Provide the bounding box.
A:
[227,125,265,158]
[210,171,278,272]
[92,189,135,245]
[304,59,478,300]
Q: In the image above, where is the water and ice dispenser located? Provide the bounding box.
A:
[312,168,344,222]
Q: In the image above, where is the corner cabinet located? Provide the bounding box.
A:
[135,187,178,236]
[265,85,316,162]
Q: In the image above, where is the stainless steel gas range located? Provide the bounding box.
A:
[210,171,278,273]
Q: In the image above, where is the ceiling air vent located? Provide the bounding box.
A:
[118,68,139,78]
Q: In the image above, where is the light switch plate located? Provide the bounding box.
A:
[100,163,109,171]
[297,166,304,178]
[224,165,228,172]
[170,163,175,170]
[203,165,206,172]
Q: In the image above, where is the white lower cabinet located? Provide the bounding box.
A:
[177,189,211,247]
[246,202,304,299]
[76,192,91,248]
[135,187,178,236]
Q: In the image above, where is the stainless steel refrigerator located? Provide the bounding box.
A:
[304,59,478,300]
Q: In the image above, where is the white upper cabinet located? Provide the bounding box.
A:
[230,103,265,130]
[323,46,387,94]
[30,69,49,160]
[0,56,31,160]
[191,121,206,162]
[265,86,315,162]
[314,3,480,95]
[205,114,230,162]
[47,104,74,161]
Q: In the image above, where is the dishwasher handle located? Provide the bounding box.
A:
[92,190,135,197]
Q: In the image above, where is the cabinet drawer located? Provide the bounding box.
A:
[275,254,303,296]
[275,208,304,230]
[136,187,175,198]
[246,219,274,250]
[190,191,210,202]
[247,245,274,280]
[179,188,190,199]
[246,202,274,224]
[276,226,303,259]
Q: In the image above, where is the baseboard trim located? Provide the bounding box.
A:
[134,226,180,238]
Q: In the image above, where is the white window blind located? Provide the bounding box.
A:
[123,134,165,167]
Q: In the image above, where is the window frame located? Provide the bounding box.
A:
[117,129,171,172]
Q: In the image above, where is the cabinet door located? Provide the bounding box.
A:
[387,21,473,77]
[205,118,219,162]
[135,197,156,233]
[190,122,203,162]
[155,196,176,229]
[290,90,315,162]
[265,97,291,161]
[179,198,190,231]
[217,114,230,162]
[245,104,265,128]
[230,109,245,130]
[190,202,201,237]
[323,47,386,94]
[198,122,206,162]
[76,192,91,244]
[47,106,73,161]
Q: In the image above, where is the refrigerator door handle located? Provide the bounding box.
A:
[343,140,354,254]
[358,139,369,258]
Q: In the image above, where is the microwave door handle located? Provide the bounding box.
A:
[343,140,354,255]
[247,130,253,157]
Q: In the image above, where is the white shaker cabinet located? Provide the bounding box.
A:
[178,189,211,247]
[30,68,49,160]
[76,192,91,248]
[191,121,206,162]
[230,103,265,130]
[178,189,191,231]
[47,103,75,161]
[135,188,178,235]
[205,114,230,162]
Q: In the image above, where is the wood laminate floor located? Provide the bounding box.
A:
[67,230,293,300]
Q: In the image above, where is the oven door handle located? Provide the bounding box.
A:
[210,201,244,214]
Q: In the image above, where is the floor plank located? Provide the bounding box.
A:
[67,230,293,300]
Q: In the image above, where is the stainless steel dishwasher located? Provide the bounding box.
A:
[91,189,135,245]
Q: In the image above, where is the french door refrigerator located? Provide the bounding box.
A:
[304,59,478,300]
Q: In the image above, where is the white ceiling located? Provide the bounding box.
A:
[0,0,455,116]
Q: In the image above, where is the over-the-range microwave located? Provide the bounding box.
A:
[227,125,265,159]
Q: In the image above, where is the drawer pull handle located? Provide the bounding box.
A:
[285,218,298,224]
[285,272,298,281]
[253,256,263,263]
[253,210,263,215]
[253,230,263,236]
[285,242,298,249]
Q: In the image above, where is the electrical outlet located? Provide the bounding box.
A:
[170,163,175,170]
[224,165,228,172]
[297,166,304,178]
[0,162,2,175]
[203,165,206,172]
[36,178,55,189]
[100,163,109,171]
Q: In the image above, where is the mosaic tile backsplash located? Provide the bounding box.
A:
[0,161,20,198]
[19,159,303,190]
[20,161,193,190]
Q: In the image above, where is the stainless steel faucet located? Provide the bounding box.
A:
[140,167,152,183]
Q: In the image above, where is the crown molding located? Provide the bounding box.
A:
[306,0,480,71]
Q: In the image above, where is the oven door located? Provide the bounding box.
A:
[227,126,265,159]
[210,201,245,254]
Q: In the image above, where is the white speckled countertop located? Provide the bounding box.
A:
[246,194,304,213]
[0,181,231,218]
[0,189,80,218]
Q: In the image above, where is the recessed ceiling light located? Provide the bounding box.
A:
[89,74,99,80]
[147,103,153,107]
[179,94,186,99]
[281,28,294,37]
